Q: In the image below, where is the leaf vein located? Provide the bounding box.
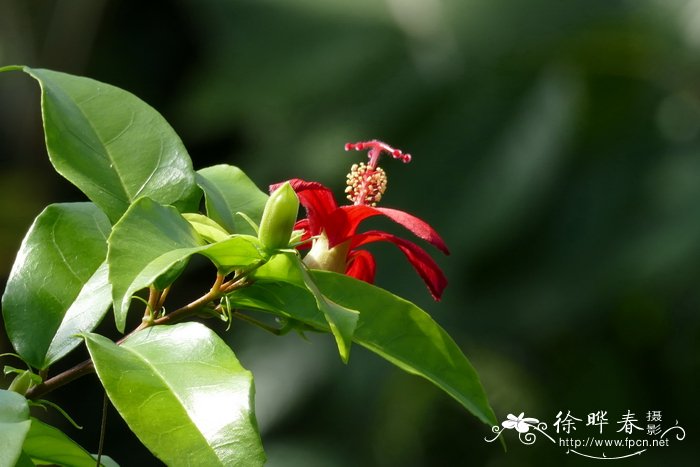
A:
[132,138,162,199]
[103,110,135,147]
[50,212,82,283]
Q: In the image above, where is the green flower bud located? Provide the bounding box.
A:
[258,182,299,250]
[8,369,39,395]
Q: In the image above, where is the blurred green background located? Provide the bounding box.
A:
[1,0,699,465]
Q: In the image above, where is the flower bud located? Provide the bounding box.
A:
[258,182,299,250]
[8,370,38,395]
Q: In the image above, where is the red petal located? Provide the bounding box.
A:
[334,205,450,254]
[271,179,339,236]
[345,250,376,284]
[377,207,450,254]
[352,231,448,300]
[322,205,376,246]
[292,219,312,250]
[294,218,310,231]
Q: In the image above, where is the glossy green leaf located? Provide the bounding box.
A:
[295,258,358,363]
[200,235,266,273]
[22,417,115,467]
[1,203,111,369]
[108,197,204,330]
[152,258,190,291]
[45,261,111,366]
[0,389,31,467]
[197,165,269,235]
[83,323,265,466]
[108,198,265,331]
[227,268,497,426]
[7,66,199,222]
[230,253,358,361]
[183,213,231,243]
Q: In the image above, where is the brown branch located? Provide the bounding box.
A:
[24,273,240,400]
[25,359,94,400]
[157,285,171,309]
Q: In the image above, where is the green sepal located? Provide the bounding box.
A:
[6,368,42,395]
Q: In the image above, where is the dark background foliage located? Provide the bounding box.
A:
[1,0,699,465]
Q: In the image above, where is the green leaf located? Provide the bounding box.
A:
[45,261,111,366]
[295,257,358,363]
[152,257,190,291]
[200,235,266,273]
[83,323,265,466]
[197,165,269,235]
[108,198,265,331]
[183,213,231,243]
[246,253,359,362]
[0,389,31,467]
[1,203,111,369]
[227,270,497,427]
[13,66,199,222]
[22,417,114,466]
[108,197,205,330]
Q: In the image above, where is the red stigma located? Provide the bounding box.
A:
[345,140,411,168]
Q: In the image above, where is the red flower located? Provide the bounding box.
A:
[271,140,449,300]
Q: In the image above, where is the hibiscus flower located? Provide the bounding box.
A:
[271,140,449,300]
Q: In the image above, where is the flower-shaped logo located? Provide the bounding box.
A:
[502,413,540,433]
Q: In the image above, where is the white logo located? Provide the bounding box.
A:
[485,410,686,460]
